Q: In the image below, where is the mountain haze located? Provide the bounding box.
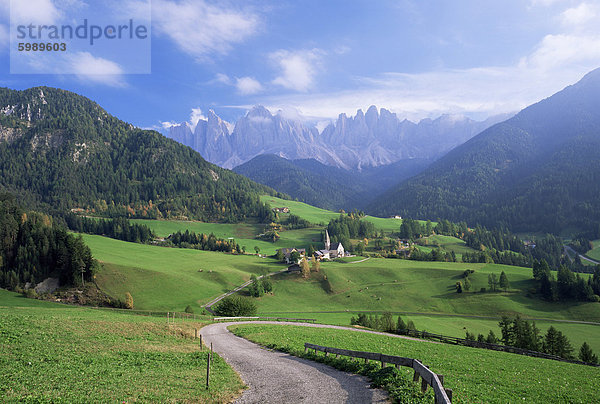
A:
[168,106,509,170]
[234,154,431,211]
[368,68,600,233]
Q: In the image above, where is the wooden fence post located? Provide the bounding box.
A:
[199,335,203,350]
[413,370,420,382]
[421,378,428,392]
[206,352,210,389]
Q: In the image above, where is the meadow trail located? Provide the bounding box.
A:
[203,268,290,314]
[200,321,438,403]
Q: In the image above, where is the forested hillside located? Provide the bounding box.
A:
[234,154,430,210]
[0,194,96,289]
[0,87,278,222]
[368,68,600,234]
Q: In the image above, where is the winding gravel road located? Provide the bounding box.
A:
[201,322,390,403]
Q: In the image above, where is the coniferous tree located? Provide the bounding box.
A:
[579,342,598,364]
[499,271,509,292]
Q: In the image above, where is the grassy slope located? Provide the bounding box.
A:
[586,239,600,261]
[261,195,406,232]
[256,258,598,321]
[0,290,242,402]
[231,324,600,404]
[254,258,600,351]
[281,312,600,354]
[130,219,322,255]
[84,235,285,311]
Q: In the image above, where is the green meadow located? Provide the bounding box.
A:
[586,239,600,261]
[253,258,600,352]
[83,234,284,311]
[260,195,405,232]
[254,258,598,321]
[83,233,600,351]
[230,324,600,404]
[130,219,323,255]
[0,290,242,403]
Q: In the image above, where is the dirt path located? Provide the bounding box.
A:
[201,321,390,403]
[203,268,290,314]
[564,245,600,265]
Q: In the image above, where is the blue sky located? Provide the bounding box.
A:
[1,0,599,131]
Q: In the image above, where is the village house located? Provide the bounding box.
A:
[272,207,290,213]
[278,247,306,264]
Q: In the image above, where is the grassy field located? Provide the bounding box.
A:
[130,219,323,255]
[418,235,478,256]
[252,258,600,351]
[0,289,243,403]
[83,234,285,311]
[586,239,600,261]
[230,324,600,403]
[263,311,600,353]
[255,258,598,321]
[261,195,406,232]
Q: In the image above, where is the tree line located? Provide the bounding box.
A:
[532,260,599,303]
[65,215,155,243]
[164,230,244,253]
[327,212,377,249]
[467,315,598,364]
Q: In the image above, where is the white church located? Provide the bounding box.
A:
[314,230,345,260]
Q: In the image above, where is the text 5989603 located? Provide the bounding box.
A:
[17,43,67,52]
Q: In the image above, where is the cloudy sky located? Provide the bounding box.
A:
[1,0,599,131]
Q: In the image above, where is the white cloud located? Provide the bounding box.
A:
[521,33,600,70]
[214,73,232,85]
[270,49,323,92]
[160,121,179,130]
[561,2,598,27]
[152,0,259,61]
[240,3,600,122]
[9,0,61,25]
[66,52,126,87]
[235,76,262,95]
[253,60,596,122]
[189,107,206,130]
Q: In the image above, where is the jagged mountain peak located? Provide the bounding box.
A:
[167,103,507,169]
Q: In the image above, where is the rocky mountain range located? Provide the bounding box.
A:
[167,106,511,170]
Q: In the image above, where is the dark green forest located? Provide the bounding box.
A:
[0,194,97,290]
[0,87,279,222]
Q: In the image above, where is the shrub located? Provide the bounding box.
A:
[124,292,134,309]
[214,295,257,316]
[184,305,194,313]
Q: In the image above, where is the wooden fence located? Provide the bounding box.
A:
[212,316,317,323]
[304,342,452,404]
[400,329,600,367]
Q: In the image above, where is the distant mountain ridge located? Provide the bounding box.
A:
[168,105,510,169]
[367,68,600,234]
[234,154,431,211]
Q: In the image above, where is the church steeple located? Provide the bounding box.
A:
[325,229,331,250]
